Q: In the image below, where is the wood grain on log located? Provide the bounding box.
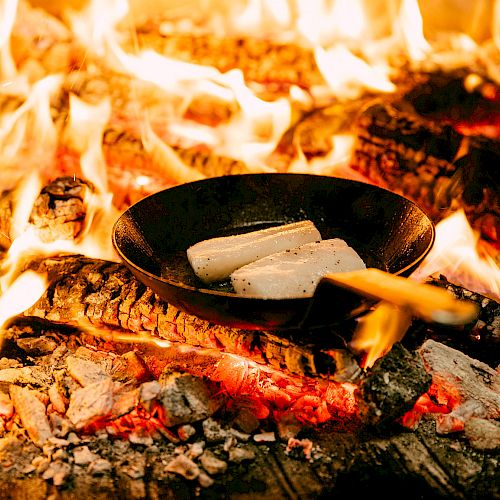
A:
[133,31,324,89]
[21,254,359,380]
[0,177,95,251]
[350,97,500,246]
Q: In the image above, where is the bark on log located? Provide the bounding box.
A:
[10,1,83,79]
[133,31,324,89]
[0,177,95,250]
[21,254,360,381]
[350,84,500,246]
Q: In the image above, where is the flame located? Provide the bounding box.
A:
[0,74,61,181]
[0,0,18,80]
[315,45,395,100]
[398,0,431,61]
[297,0,366,46]
[350,302,413,369]
[412,210,500,300]
[0,271,47,349]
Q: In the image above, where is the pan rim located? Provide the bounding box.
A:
[112,173,436,302]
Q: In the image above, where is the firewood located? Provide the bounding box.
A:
[21,254,360,381]
[350,99,500,246]
[9,385,53,448]
[0,177,94,251]
[357,342,432,427]
[406,274,500,368]
[10,1,83,79]
[133,31,324,89]
[103,125,251,180]
[418,339,500,420]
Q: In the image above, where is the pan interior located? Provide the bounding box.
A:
[113,173,435,297]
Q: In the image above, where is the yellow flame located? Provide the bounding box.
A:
[141,117,206,184]
[9,171,42,241]
[0,0,18,80]
[350,302,413,369]
[0,74,61,179]
[398,0,431,61]
[315,45,395,100]
[412,210,500,299]
[296,0,365,46]
[0,270,47,327]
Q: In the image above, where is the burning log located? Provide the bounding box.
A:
[134,31,324,89]
[10,1,83,79]
[350,81,500,246]
[357,342,432,427]
[20,254,359,381]
[0,177,95,250]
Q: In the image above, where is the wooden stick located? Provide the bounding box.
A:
[323,268,479,325]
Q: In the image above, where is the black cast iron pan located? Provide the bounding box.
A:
[112,173,474,331]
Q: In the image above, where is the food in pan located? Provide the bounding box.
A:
[187,220,321,283]
[230,239,366,298]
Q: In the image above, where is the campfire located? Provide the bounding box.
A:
[0,0,499,498]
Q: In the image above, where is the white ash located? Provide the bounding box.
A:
[48,383,67,413]
[464,418,500,450]
[228,446,256,463]
[198,471,215,488]
[73,347,115,373]
[128,431,154,446]
[66,356,110,387]
[66,378,115,429]
[186,441,205,459]
[110,387,140,418]
[0,366,51,386]
[42,460,71,486]
[88,458,113,476]
[178,424,197,441]
[165,454,200,480]
[200,450,228,475]
[159,372,220,426]
[10,385,53,448]
[223,436,237,452]
[435,400,488,435]
[228,428,251,442]
[202,417,230,443]
[253,431,276,443]
[15,336,58,356]
[139,380,161,402]
[73,445,99,465]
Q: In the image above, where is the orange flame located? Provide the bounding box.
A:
[412,210,500,300]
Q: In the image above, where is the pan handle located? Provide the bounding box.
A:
[323,268,478,325]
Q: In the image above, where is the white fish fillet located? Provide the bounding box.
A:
[187,220,321,283]
[230,239,366,298]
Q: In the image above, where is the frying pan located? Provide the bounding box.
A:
[112,173,473,331]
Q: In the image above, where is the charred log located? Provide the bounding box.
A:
[20,254,359,381]
[0,177,95,251]
[405,274,500,368]
[133,31,324,89]
[357,342,432,427]
[350,76,500,245]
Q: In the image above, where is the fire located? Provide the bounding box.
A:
[412,210,500,300]
[0,0,498,449]
[350,303,413,369]
[0,0,18,80]
[0,270,47,347]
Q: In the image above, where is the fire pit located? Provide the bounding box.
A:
[0,1,499,499]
